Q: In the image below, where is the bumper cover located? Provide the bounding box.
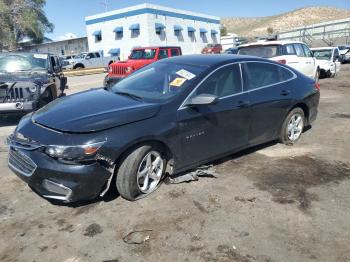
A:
[7,141,111,203]
[104,75,123,87]
[0,101,35,113]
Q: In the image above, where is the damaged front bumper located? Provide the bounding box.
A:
[0,101,35,114]
[7,137,112,203]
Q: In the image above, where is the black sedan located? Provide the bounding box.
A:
[7,55,320,202]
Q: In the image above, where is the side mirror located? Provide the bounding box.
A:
[185,93,219,107]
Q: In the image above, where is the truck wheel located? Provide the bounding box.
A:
[116,145,166,201]
[74,64,84,70]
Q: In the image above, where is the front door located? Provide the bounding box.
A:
[177,64,250,167]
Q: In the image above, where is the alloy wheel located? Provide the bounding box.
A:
[287,113,304,142]
[137,151,164,194]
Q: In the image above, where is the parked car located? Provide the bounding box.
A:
[224,47,238,54]
[7,55,320,203]
[338,45,350,63]
[61,54,76,70]
[238,41,320,81]
[67,51,119,70]
[311,47,341,78]
[201,44,223,54]
[0,52,66,115]
[104,46,182,87]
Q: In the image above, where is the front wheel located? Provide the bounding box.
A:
[116,145,166,201]
[280,108,305,145]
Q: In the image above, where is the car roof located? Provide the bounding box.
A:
[239,40,306,47]
[164,54,270,67]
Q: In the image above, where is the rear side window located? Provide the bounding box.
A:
[294,44,306,57]
[193,64,242,98]
[285,44,296,55]
[243,62,293,90]
[158,49,168,59]
[95,52,101,58]
[171,48,180,57]
[238,45,280,58]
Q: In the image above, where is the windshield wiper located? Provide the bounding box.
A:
[114,91,143,101]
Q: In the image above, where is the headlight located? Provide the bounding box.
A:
[29,86,37,93]
[45,141,105,160]
[125,66,133,73]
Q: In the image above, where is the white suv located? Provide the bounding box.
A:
[311,47,341,78]
[238,41,319,80]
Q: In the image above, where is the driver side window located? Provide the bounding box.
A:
[193,64,242,98]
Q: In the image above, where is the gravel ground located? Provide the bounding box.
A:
[0,66,349,262]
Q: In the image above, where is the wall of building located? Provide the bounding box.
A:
[85,4,221,60]
[26,37,88,56]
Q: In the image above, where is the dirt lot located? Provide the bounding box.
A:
[0,65,349,262]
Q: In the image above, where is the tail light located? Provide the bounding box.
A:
[314,82,320,90]
[276,59,287,64]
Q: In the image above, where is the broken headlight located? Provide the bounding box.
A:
[44,141,105,160]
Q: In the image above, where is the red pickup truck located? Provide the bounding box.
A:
[104,46,182,87]
[201,44,223,54]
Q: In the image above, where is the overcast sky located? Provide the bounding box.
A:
[44,0,350,40]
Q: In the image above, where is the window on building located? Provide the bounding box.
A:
[95,34,102,42]
[131,29,140,38]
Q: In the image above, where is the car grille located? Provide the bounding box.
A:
[8,147,37,177]
[0,87,25,102]
[112,66,127,75]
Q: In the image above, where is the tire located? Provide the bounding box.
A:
[280,108,305,145]
[37,88,53,108]
[314,69,320,82]
[74,64,84,70]
[116,145,166,201]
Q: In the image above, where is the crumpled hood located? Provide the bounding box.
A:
[32,89,161,133]
[0,71,49,86]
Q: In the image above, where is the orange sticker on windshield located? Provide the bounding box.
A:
[170,78,186,87]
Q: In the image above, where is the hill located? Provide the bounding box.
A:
[221,6,350,37]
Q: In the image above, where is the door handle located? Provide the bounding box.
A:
[238,100,250,108]
[280,90,290,96]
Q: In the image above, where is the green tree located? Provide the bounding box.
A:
[267,27,274,35]
[220,25,227,36]
[0,0,54,51]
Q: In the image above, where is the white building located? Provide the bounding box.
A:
[85,3,221,60]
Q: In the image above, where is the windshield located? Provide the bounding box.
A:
[238,45,280,58]
[74,53,87,59]
[0,53,48,72]
[130,49,156,59]
[312,50,332,60]
[111,61,207,102]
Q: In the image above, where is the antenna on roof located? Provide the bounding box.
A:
[101,0,109,12]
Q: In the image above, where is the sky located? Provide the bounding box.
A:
[44,0,350,40]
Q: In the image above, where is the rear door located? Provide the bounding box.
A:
[283,44,301,72]
[242,61,296,145]
[177,64,250,167]
[294,43,312,78]
[301,44,316,78]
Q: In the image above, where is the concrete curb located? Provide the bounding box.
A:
[64,68,106,77]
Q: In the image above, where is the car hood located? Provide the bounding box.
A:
[113,59,153,66]
[32,89,161,133]
[0,71,49,86]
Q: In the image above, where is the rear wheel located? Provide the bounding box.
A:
[280,108,305,145]
[116,145,166,201]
